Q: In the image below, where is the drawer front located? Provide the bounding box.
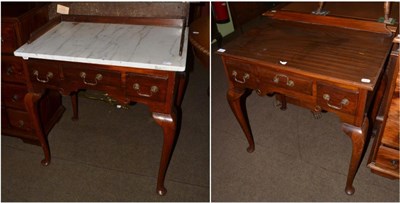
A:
[225,58,258,89]
[63,65,121,89]
[317,83,359,114]
[381,122,400,149]
[28,61,61,87]
[381,95,399,148]
[375,145,400,174]
[258,68,313,95]
[2,83,27,110]
[126,73,168,102]
[6,108,33,132]
[1,57,26,83]
[1,22,18,53]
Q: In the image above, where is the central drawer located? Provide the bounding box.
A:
[62,64,121,89]
[257,67,313,95]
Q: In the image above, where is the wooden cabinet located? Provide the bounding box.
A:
[1,3,49,53]
[2,55,26,83]
[1,3,64,145]
[368,42,400,179]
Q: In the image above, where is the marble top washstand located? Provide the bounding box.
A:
[14,21,188,71]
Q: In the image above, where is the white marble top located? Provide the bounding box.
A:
[14,21,188,72]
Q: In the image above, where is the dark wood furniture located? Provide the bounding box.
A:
[189,15,210,69]
[218,2,398,195]
[368,37,399,179]
[12,5,190,195]
[1,3,64,146]
[228,2,278,33]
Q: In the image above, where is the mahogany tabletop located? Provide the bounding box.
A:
[219,19,394,91]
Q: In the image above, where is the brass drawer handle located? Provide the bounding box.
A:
[6,66,14,75]
[273,74,294,87]
[232,70,250,84]
[323,94,349,110]
[33,70,53,83]
[18,120,24,128]
[11,94,19,102]
[80,72,103,86]
[133,83,159,97]
[391,160,399,168]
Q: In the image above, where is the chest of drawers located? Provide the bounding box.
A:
[368,41,400,179]
[1,3,64,145]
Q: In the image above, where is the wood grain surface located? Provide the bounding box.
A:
[221,19,394,90]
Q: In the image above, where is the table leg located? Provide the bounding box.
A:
[71,92,79,121]
[24,92,51,166]
[152,111,177,196]
[176,72,188,107]
[227,87,255,153]
[341,117,369,195]
[275,93,287,110]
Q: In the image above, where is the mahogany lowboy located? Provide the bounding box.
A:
[23,58,187,195]
[218,10,396,195]
[11,3,190,194]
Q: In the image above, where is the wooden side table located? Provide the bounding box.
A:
[218,3,397,195]
[14,15,189,196]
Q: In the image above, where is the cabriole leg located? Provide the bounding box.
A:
[152,111,177,196]
[24,92,51,166]
[341,118,369,195]
[227,87,255,153]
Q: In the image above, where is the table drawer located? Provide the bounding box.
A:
[63,65,121,89]
[2,83,27,110]
[225,58,258,89]
[1,22,18,53]
[374,145,400,173]
[28,61,61,86]
[381,95,399,148]
[381,125,400,149]
[317,83,359,114]
[6,108,33,132]
[1,56,26,83]
[126,73,169,102]
[258,68,313,95]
